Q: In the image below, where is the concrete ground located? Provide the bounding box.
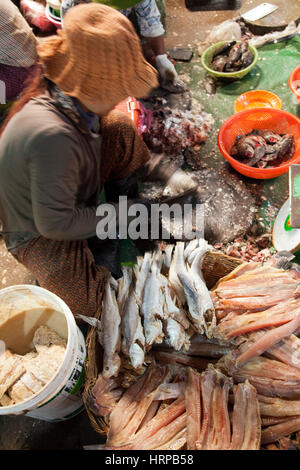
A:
[0,0,295,450]
[165,0,241,48]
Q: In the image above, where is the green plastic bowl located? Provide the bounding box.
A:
[201,41,258,80]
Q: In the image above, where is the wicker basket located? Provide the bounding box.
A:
[82,251,243,436]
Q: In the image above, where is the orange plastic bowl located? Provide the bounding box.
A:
[218,108,300,179]
[234,90,282,113]
[289,65,300,105]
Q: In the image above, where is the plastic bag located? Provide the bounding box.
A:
[198,20,242,56]
[249,21,300,48]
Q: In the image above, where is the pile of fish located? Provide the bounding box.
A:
[212,258,300,345]
[100,239,215,380]
[90,363,261,450]
[211,40,254,73]
[92,364,187,450]
[186,367,260,450]
[211,257,300,448]
[88,245,300,450]
[230,129,295,168]
[143,100,214,157]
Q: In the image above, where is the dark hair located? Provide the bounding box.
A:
[0,64,47,137]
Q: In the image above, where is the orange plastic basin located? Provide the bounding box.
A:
[234,90,282,113]
[289,65,300,105]
[218,108,300,179]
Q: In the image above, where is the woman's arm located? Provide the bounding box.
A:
[29,130,100,240]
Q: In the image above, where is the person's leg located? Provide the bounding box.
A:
[12,237,109,317]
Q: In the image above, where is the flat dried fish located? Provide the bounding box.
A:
[91,374,123,418]
[186,368,201,450]
[261,417,300,445]
[230,381,261,450]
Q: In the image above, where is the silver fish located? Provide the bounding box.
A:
[187,245,205,266]
[122,277,145,369]
[101,279,122,379]
[184,238,199,261]
[163,244,174,270]
[134,251,152,304]
[178,240,215,335]
[159,269,189,350]
[164,317,189,351]
[168,242,187,306]
[190,240,215,336]
[117,266,132,315]
[142,254,165,348]
[164,283,190,330]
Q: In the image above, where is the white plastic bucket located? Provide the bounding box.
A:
[0,285,86,422]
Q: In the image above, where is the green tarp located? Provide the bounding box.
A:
[177,36,300,223]
[126,37,300,263]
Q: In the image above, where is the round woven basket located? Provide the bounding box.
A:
[82,251,242,436]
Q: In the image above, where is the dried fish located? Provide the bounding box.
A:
[137,412,187,450]
[101,279,122,379]
[259,394,300,418]
[187,334,232,358]
[142,255,165,347]
[122,281,146,369]
[184,238,199,261]
[186,369,201,450]
[131,397,186,449]
[164,283,190,331]
[261,417,300,445]
[153,350,213,371]
[91,374,123,418]
[266,334,300,370]
[117,266,132,314]
[236,313,300,365]
[196,368,232,450]
[168,242,187,306]
[134,251,152,303]
[164,317,189,352]
[107,365,169,447]
[177,241,215,334]
[230,381,261,450]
